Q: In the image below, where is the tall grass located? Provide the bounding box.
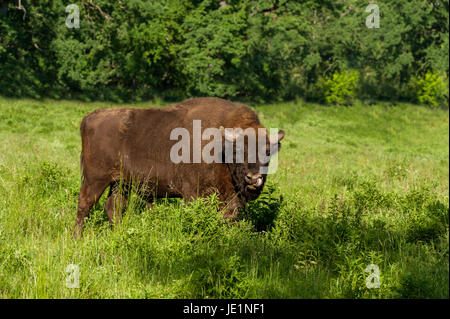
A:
[0,98,448,298]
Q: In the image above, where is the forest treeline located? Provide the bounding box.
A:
[0,0,448,105]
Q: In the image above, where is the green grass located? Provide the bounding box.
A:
[0,97,448,298]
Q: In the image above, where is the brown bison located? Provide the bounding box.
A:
[73,97,285,237]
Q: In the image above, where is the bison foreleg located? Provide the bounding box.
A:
[222,194,246,219]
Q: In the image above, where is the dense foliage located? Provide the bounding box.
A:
[0,0,449,104]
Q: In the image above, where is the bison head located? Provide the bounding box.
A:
[220,126,285,200]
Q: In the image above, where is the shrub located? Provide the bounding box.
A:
[322,70,360,105]
[410,71,448,107]
[188,254,251,298]
[0,1,448,103]
[246,182,284,231]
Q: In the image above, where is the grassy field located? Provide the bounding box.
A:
[0,97,448,298]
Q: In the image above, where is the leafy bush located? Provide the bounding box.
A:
[188,254,252,298]
[0,0,448,103]
[322,70,360,105]
[410,71,448,107]
[246,182,284,231]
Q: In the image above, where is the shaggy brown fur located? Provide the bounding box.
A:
[73,97,284,238]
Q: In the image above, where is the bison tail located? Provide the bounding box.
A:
[80,151,86,184]
[79,116,88,185]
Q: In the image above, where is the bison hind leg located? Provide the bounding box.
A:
[105,182,129,227]
[146,201,154,210]
[73,179,110,238]
[137,194,153,210]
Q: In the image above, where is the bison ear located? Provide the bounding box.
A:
[267,129,285,155]
[269,129,285,144]
[277,130,285,142]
